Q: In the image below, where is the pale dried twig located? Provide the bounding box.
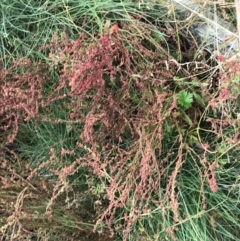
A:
[235,0,240,46]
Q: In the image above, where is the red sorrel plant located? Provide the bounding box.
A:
[208,58,240,119]
[0,145,99,241]
[202,59,240,151]
[3,23,234,240]
[37,28,211,240]
[0,57,48,144]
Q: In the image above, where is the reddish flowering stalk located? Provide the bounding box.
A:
[112,24,119,34]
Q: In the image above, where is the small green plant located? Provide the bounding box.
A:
[177,90,193,109]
